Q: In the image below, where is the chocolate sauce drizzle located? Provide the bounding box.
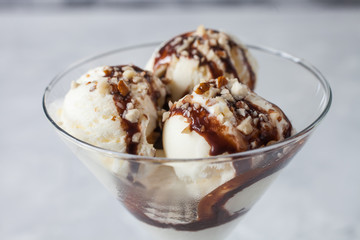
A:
[105,66,138,155]
[241,99,292,140]
[153,29,256,90]
[172,106,243,156]
[104,65,162,155]
[122,137,304,231]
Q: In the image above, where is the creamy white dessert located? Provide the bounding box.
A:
[146,25,258,101]
[163,76,292,160]
[58,65,166,156]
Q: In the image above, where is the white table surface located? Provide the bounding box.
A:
[1,5,359,240]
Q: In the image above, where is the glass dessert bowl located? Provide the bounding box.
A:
[43,43,332,240]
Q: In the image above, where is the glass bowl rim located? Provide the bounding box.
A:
[42,42,332,163]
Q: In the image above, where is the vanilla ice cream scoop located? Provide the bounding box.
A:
[146,25,258,101]
[59,65,166,156]
[162,76,293,159]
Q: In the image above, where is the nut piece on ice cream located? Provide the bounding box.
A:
[59,65,166,156]
[162,76,293,159]
[146,25,258,101]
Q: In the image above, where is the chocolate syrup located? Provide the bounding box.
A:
[107,66,141,155]
[105,65,164,155]
[111,84,140,155]
[240,99,292,140]
[122,137,304,231]
[171,106,243,156]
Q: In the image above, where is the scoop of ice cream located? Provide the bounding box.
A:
[146,25,258,101]
[162,76,292,159]
[59,65,166,156]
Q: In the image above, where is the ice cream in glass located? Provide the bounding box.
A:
[43,27,331,240]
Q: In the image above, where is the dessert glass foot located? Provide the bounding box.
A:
[43,43,331,240]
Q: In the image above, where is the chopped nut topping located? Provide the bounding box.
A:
[216,50,227,58]
[206,98,216,107]
[162,111,170,122]
[117,80,130,96]
[132,132,141,143]
[167,101,173,109]
[171,36,182,46]
[181,102,189,110]
[180,50,189,57]
[183,95,192,102]
[123,69,135,79]
[231,81,248,99]
[217,113,225,123]
[237,108,246,117]
[207,49,216,60]
[244,103,250,110]
[259,113,268,122]
[217,76,228,88]
[196,25,206,36]
[115,101,124,110]
[195,82,210,94]
[132,76,142,83]
[121,66,133,72]
[126,102,134,110]
[220,88,230,95]
[176,101,182,108]
[208,87,220,98]
[176,39,190,53]
[113,71,121,77]
[237,116,253,135]
[124,109,140,123]
[222,93,235,102]
[103,68,113,77]
[209,38,217,46]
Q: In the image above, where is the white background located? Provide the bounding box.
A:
[0,3,359,240]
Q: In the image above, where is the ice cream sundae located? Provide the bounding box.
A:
[47,26,304,240]
[146,25,257,100]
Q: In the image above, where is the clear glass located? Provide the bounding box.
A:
[43,43,332,240]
